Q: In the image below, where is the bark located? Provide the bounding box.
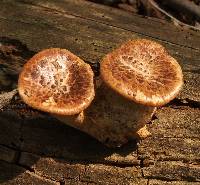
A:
[0,0,200,184]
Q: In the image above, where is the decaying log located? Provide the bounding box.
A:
[0,0,200,184]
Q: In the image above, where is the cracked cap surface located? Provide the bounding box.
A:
[18,48,95,115]
[100,39,183,106]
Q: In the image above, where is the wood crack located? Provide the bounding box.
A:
[167,98,200,109]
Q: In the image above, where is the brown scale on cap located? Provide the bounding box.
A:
[100,39,183,106]
[18,48,94,115]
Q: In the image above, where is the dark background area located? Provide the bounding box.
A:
[88,0,200,30]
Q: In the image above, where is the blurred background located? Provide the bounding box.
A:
[88,0,200,31]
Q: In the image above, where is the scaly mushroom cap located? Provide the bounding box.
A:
[18,48,94,115]
[100,39,183,106]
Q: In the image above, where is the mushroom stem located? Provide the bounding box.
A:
[54,78,156,147]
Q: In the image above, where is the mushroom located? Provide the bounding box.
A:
[101,39,183,106]
[18,48,95,120]
[94,39,183,146]
[18,39,183,148]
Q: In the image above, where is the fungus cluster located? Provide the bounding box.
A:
[18,39,183,147]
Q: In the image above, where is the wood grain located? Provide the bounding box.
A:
[0,0,199,184]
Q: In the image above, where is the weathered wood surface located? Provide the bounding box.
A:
[0,0,200,184]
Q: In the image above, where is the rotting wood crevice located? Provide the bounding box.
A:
[59,180,65,185]
[139,158,200,167]
[147,178,200,183]
[155,136,200,139]
[13,151,21,164]
[78,160,138,168]
[140,159,145,178]
[143,175,199,183]
[167,98,200,109]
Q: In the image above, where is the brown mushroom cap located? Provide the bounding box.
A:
[100,39,183,106]
[18,48,94,115]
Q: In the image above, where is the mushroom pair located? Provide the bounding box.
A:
[18,39,183,147]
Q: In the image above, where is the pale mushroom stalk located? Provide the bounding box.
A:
[86,81,156,144]
[98,81,156,136]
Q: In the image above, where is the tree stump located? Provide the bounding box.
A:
[0,0,200,184]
